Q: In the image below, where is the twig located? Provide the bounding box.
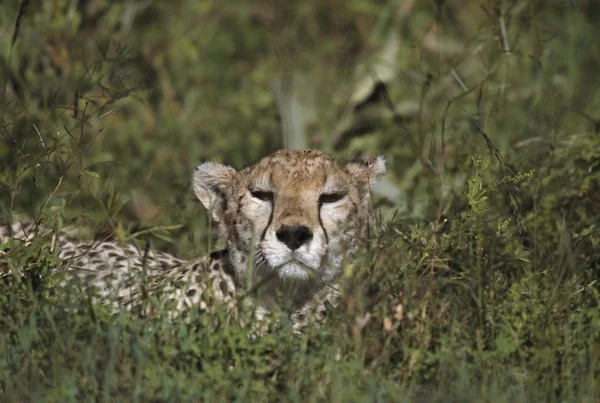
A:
[32,123,46,149]
[440,82,482,160]
[498,8,511,54]
[90,108,116,124]
[377,78,439,175]
[8,0,29,67]
[450,69,468,92]
[39,176,63,215]
[3,0,29,107]
[430,139,447,274]
[33,176,64,236]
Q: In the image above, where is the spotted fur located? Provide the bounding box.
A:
[1,149,385,331]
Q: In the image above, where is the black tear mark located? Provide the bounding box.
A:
[260,198,274,241]
[318,200,329,244]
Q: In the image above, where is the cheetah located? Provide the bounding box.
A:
[1,149,385,329]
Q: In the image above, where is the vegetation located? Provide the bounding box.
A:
[1,0,599,401]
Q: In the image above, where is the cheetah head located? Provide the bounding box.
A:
[193,149,385,290]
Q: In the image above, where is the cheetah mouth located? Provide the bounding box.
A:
[269,256,323,281]
[255,246,322,280]
[275,258,312,271]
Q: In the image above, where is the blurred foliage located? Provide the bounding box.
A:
[1,0,600,401]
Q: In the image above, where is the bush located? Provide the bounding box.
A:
[1,0,599,401]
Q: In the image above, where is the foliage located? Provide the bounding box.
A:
[1,0,599,401]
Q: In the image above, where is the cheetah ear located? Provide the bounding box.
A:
[345,155,386,185]
[193,162,237,222]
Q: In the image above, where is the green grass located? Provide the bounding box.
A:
[1,0,599,401]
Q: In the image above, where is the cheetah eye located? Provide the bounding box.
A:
[250,190,274,201]
[319,193,345,204]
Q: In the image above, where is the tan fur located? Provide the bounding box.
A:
[194,149,385,311]
[2,149,385,331]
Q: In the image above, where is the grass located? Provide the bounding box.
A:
[1,0,599,401]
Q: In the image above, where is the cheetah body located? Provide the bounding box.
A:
[1,149,385,329]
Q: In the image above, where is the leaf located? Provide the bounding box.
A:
[81,170,100,178]
[125,224,184,241]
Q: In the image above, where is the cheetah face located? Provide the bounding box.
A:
[193,149,385,287]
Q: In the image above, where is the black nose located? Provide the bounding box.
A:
[276,225,313,250]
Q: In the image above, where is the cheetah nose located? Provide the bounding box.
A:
[276,225,313,250]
